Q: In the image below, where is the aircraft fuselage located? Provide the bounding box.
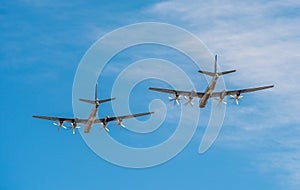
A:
[199,74,219,108]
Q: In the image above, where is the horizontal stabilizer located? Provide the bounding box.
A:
[218,70,236,76]
[198,55,235,76]
[98,98,116,104]
[199,69,236,76]
[79,98,116,105]
[79,99,95,104]
[198,70,215,76]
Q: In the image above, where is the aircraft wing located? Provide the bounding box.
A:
[149,87,204,98]
[95,112,154,123]
[32,115,88,124]
[211,85,274,97]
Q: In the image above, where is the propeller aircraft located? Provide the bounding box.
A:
[33,84,154,134]
[149,55,274,108]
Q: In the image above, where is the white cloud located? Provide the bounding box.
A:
[148,0,300,189]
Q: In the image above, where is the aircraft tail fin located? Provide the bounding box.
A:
[198,55,236,76]
[198,55,218,76]
[79,97,116,105]
[214,54,217,73]
[95,83,98,101]
[79,83,116,105]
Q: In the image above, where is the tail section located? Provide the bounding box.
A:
[198,55,236,76]
[95,83,98,102]
[218,70,236,75]
[79,83,116,105]
[198,70,215,76]
[79,97,116,105]
[79,99,96,104]
[214,54,217,73]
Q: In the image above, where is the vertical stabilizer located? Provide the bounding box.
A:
[199,54,236,76]
[214,54,217,73]
[95,83,98,101]
[79,83,116,105]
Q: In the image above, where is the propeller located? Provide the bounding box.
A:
[213,90,227,105]
[230,95,243,105]
[99,122,110,132]
[184,90,196,106]
[53,121,67,132]
[184,96,194,106]
[168,95,181,105]
[213,98,227,105]
[71,126,81,135]
[116,119,126,128]
[71,122,81,135]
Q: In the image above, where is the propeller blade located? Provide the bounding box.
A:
[184,101,194,106]
[104,127,110,132]
[214,98,227,106]
[169,95,181,105]
[116,120,126,128]
[229,95,243,105]
[53,123,60,132]
[183,96,194,107]
[53,122,68,131]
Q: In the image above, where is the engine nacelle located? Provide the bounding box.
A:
[117,119,123,126]
[220,90,226,100]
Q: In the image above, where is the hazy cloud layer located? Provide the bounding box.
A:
[148,0,300,189]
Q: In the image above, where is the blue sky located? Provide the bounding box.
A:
[1,0,300,189]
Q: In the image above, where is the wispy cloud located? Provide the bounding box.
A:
[148,0,300,189]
